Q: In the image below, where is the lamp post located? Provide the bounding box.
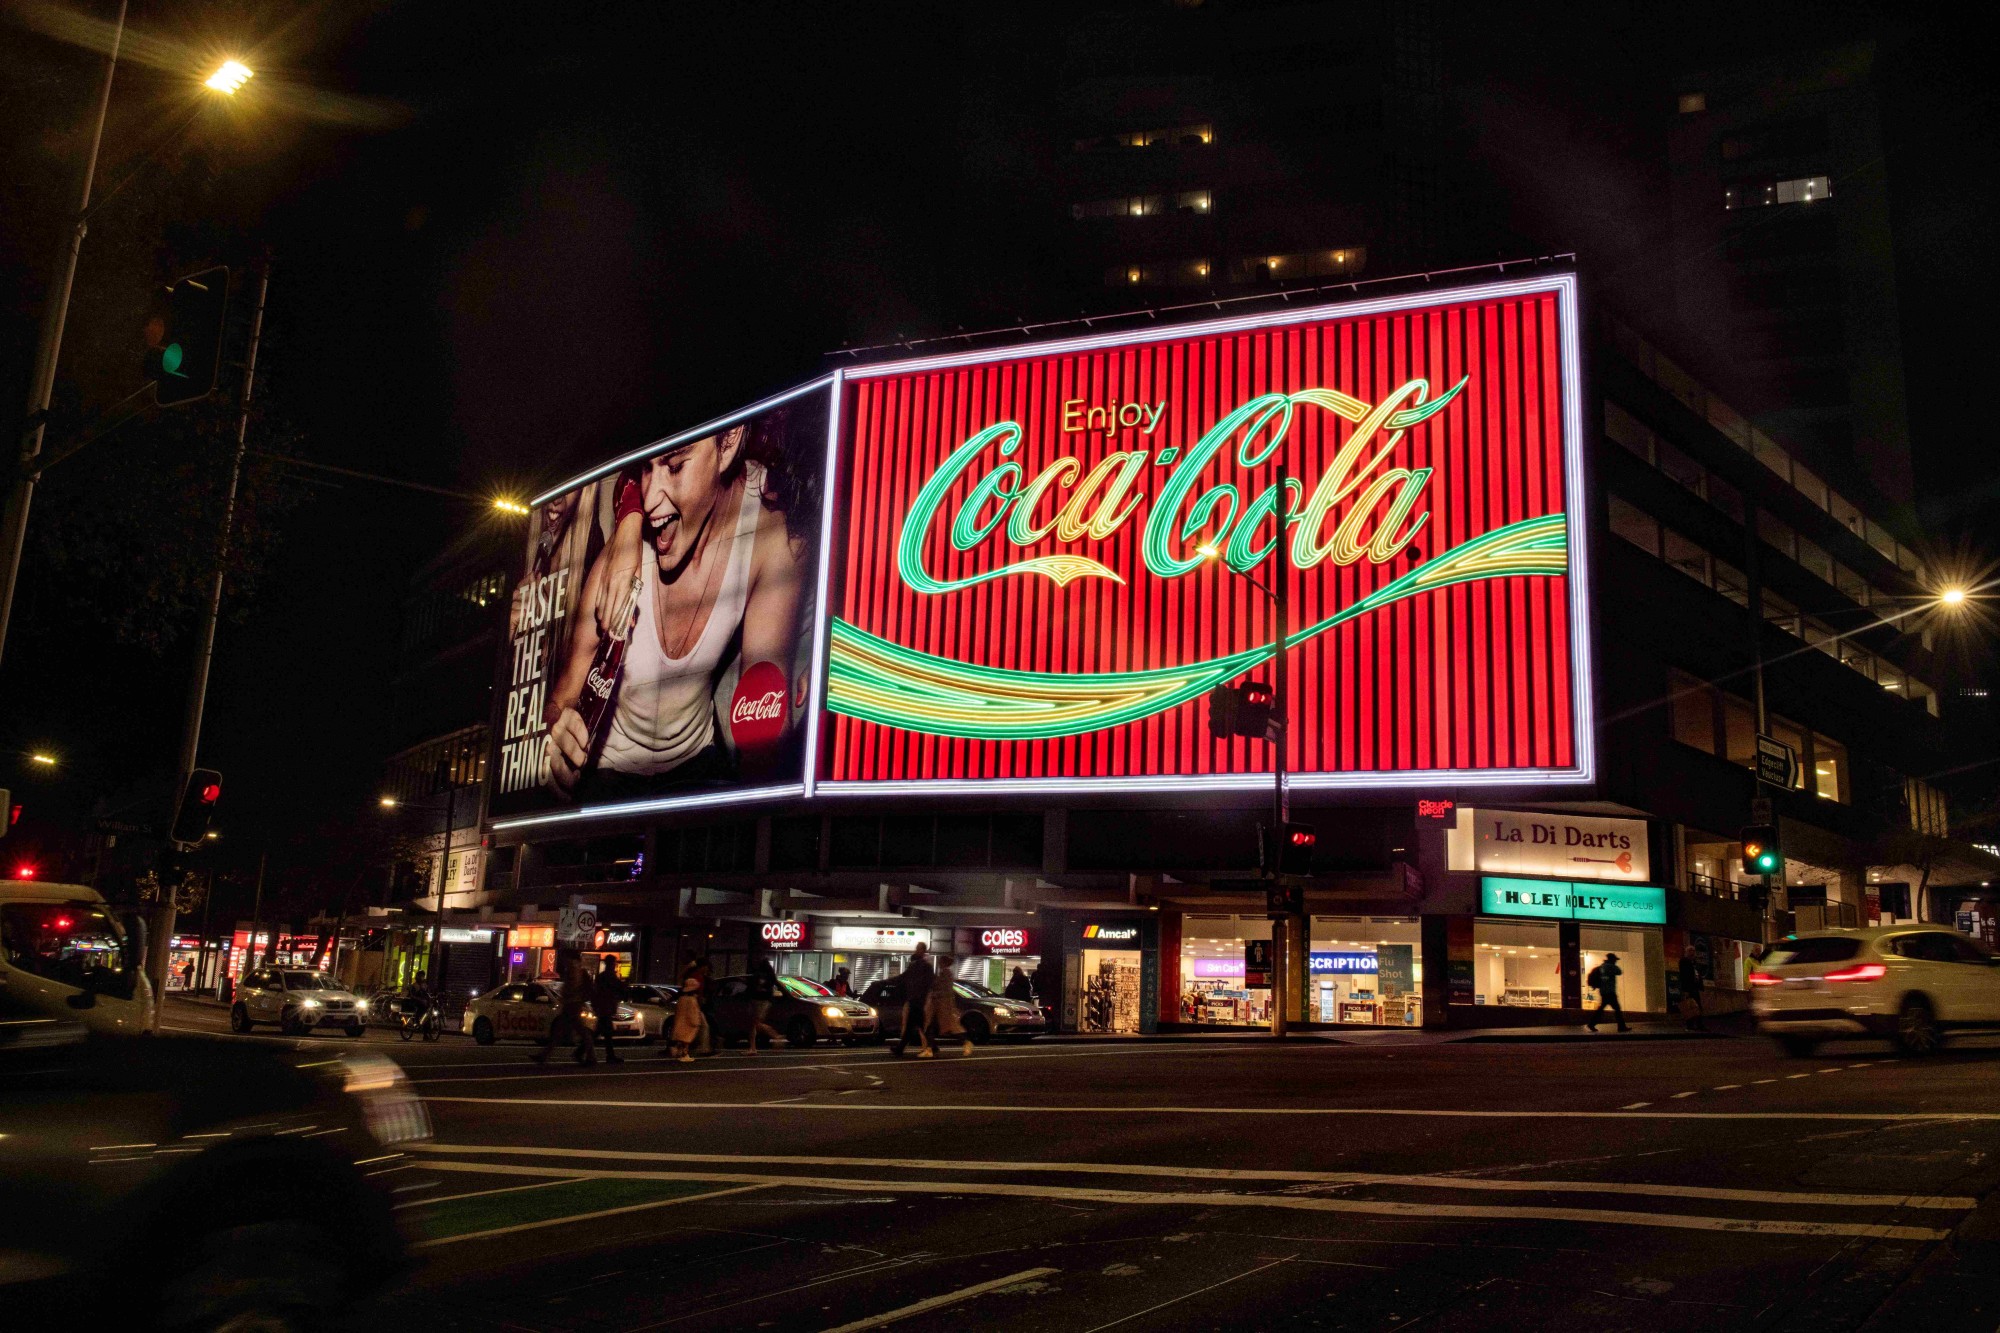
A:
[1199,455,1297,1038]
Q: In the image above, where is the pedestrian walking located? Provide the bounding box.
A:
[747,956,784,1054]
[533,952,596,1064]
[1586,952,1630,1033]
[895,943,935,1058]
[669,970,703,1063]
[829,967,852,997]
[926,956,971,1057]
[592,955,627,1063]
[1003,966,1033,1002]
[1678,952,1707,1031]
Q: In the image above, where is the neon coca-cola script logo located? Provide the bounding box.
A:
[759,921,804,948]
[728,660,788,750]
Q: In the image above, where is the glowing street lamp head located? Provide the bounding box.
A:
[378,796,399,808]
[1940,587,1968,607]
[492,497,530,516]
[204,60,254,94]
[29,753,55,766]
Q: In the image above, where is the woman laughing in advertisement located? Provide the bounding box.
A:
[542,405,820,801]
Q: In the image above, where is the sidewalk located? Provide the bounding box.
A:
[1034,1016,1744,1046]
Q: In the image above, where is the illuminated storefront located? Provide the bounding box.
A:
[1308,917,1421,1026]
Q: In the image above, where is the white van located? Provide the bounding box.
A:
[0,878,156,1036]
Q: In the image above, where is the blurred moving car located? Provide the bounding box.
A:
[230,967,370,1037]
[709,974,876,1047]
[461,980,642,1045]
[0,963,428,1330]
[1751,926,2000,1056]
[623,983,679,1042]
[857,976,1044,1044]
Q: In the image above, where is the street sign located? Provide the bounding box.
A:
[1749,797,1773,823]
[556,905,599,947]
[92,818,157,836]
[1754,734,1796,788]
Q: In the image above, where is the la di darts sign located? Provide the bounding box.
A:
[489,274,1592,833]
[819,273,1592,795]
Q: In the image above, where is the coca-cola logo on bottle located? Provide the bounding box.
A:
[728,660,789,750]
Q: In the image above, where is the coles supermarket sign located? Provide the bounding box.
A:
[491,275,1590,830]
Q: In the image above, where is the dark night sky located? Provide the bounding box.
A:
[1,1,1994,894]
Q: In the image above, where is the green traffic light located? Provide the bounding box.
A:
[1757,853,1778,871]
[160,342,186,377]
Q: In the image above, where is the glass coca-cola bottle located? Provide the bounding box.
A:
[573,571,645,757]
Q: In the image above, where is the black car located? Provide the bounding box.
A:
[858,976,1047,1044]
[0,1000,429,1331]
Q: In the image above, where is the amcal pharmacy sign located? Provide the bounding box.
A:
[821,274,1592,795]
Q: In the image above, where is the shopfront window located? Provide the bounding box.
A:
[1582,925,1658,1013]
[1177,915,1272,1027]
[1472,920,1560,1007]
[1079,932,1145,1034]
[1307,917,1421,1026]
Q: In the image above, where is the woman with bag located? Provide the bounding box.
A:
[925,956,973,1058]
[669,969,704,1063]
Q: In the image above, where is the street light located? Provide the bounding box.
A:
[29,754,55,767]
[378,796,398,808]
[203,60,254,95]
[492,498,530,516]
[1940,587,1968,607]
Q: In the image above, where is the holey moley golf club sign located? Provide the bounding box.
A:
[819,274,1593,795]
[489,274,1591,832]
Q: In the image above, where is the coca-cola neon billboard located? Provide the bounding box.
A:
[816,272,1591,794]
[489,273,1591,831]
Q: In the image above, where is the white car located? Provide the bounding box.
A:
[623,983,679,1042]
[462,980,643,1046]
[230,967,369,1037]
[1751,927,2000,1056]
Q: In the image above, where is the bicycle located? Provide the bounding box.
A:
[393,997,441,1042]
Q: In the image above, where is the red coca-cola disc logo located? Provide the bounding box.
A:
[729,660,789,751]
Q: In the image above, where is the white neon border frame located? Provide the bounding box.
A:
[497,375,841,833]
[814,270,1597,798]
[495,272,1594,831]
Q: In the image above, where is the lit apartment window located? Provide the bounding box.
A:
[1723,175,1831,210]
[1678,92,1706,114]
[1174,190,1212,213]
[1775,175,1830,204]
[1073,195,1163,220]
[1074,122,1215,153]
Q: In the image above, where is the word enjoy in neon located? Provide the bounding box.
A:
[897,378,1465,594]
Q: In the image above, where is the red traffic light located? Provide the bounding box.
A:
[15,864,37,880]
[1288,829,1315,846]
[200,782,221,804]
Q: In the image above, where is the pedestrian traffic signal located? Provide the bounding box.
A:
[1739,824,1781,877]
[1266,883,1303,916]
[170,768,223,846]
[144,267,230,406]
[1208,681,1276,740]
[1260,821,1316,877]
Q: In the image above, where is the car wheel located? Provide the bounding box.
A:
[345,1022,366,1039]
[228,1004,252,1034]
[280,1011,308,1038]
[1895,997,1942,1056]
[786,1018,817,1049]
[472,1017,495,1046]
[1775,1035,1818,1058]
[962,1013,991,1045]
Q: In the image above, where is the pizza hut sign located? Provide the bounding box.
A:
[759,921,805,950]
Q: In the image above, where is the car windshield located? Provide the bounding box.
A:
[283,972,334,990]
[1761,938,1862,966]
[955,981,997,998]
[780,976,834,998]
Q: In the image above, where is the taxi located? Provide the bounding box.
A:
[462,980,643,1045]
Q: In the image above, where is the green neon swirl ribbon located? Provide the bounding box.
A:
[827,511,1568,741]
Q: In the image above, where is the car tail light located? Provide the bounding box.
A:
[1748,972,1782,987]
[1823,963,1888,983]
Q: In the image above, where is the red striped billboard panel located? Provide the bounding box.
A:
[819,275,1591,793]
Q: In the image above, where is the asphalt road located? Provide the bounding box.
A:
[165,1000,2000,1332]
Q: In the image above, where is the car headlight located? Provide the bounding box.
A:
[299,998,321,1009]
[354,999,369,1013]
[823,1005,844,1019]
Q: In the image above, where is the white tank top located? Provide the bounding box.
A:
[598,463,764,776]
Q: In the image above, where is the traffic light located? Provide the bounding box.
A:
[1208,681,1275,740]
[1260,821,1317,876]
[170,769,223,846]
[1740,824,1782,877]
[144,267,230,406]
[1266,883,1303,916]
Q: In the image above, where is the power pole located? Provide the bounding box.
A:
[0,1,128,667]
[148,264,271,1016]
